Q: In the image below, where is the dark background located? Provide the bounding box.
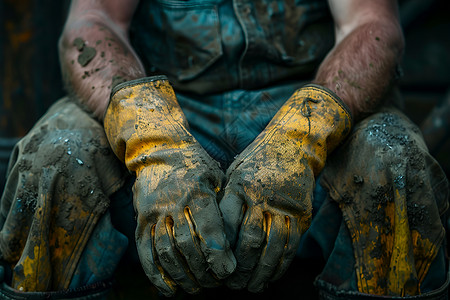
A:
[0,0,70,187]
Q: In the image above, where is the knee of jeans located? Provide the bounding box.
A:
[320,107,449,297]
[69,212,128,289]
[354,108,448,210]
[356,109,424,157]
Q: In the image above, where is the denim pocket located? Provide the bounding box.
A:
[133,0,223,81]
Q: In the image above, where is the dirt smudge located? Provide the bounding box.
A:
[73,37,97,67]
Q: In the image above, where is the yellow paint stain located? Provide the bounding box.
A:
[21,246,39,280]
[13,244,50,292]
[49,226,69,259]
[411,230,440,284]
[354,186,423,296]
[386,188,417,295]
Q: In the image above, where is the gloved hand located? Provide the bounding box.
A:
[104,76,236,296]
[219,84,352,292]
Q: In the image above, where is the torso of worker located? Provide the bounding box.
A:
[131,0,334,94]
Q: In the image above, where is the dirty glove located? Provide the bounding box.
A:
[220,84,352,292]
[104,76,236,296]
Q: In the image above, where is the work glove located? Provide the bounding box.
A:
[104,76,236,296]
[220,84,352,292]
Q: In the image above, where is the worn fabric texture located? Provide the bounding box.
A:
[0,98,126,292]
[131,0,334,94]
[319,106,449,297]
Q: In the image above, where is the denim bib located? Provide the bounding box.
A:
[130,0,333,94]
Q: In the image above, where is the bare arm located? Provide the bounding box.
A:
[59,0,145,120]
[314,0,404,121]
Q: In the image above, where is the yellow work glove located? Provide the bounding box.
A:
[219,84,352,292]
[104,76,236,296]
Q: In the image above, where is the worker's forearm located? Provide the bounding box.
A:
[314,21,404,121]
[59,15,145,120]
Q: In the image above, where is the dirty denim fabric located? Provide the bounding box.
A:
[0,98,128,299]
[0,213,126,300]
[301,178,449,300]
[176,80,306,168]
[0,277,113,300]
[130,0,334,95]
[68,212,128,290]
[317,107,448,297]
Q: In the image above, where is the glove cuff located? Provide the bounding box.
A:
[245,83,353,176]
[103,75,169,121]
[293,84,353,153]
[104,75,191,170]
[302,83,353,124]
[110,75,169,98]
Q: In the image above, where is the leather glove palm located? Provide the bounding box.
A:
[104,76,236,296]
[220,84,352,292]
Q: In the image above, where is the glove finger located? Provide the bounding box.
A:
[172,214,220,288]
[136,223,177,297]
[270,216,303,282]
[226,206,265,290]
[219,191,247,247]
[188,197,236,279]
[247,213,289,292]
[154,217,201,294]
